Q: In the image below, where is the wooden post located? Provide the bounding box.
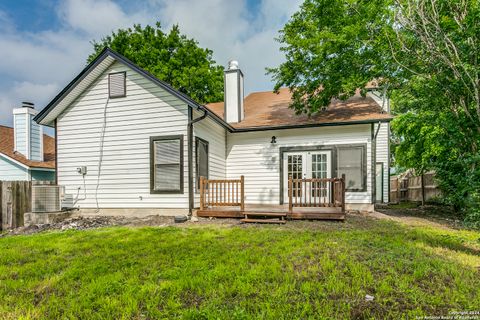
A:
[199,176,205,210]
[341,174,346,213]
[421,174,425,206]
[240,175,245,212]
[288,176,293,213]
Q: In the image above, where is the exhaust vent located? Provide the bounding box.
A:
[108,72,126,98]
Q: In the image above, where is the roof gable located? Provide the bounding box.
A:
[34,47,228,129]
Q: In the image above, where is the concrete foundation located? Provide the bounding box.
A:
[345,203,374,213]
[24,211,73,226]
[76,208,189,218]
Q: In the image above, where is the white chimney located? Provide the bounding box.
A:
[13,102,43,161]
[224,60,244,123]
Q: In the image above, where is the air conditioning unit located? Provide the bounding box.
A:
[31,185,63,213]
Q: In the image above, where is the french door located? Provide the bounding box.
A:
[283,151,332,203]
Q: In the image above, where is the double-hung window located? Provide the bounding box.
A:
[150,135,184,194]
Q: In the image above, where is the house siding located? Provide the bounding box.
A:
[30,116,43,161]
[192,110,227,206]
[375,122,389,203]
[56,61,189,209]
[225,124,373,205]
[31,170,55,181]
[0,156,28,180]
[14,115,27,156]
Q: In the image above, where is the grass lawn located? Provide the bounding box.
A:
[1,216,479,319]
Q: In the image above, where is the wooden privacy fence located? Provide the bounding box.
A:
[390,171,441,204]
[1,181,31,230]
[1,180,54,230]
[288,174,346,213]
[199,176,245,211]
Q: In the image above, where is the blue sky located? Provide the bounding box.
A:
[0,0,301,128]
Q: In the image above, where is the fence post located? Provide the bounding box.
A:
[341,174,346,213]
[240,175,245,212]
[421,174,425,205]
[199,176,205,211]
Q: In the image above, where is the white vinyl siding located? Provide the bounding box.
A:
[56,61,189,209]
[30,117,43,161]
[0,156,29,180]
[226,125,373,205]
[193,111,227,206]
[14,115,27,156]
[375,121,389,202]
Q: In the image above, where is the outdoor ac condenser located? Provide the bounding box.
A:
[31,185,63,213]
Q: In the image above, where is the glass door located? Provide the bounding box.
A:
[283,150,331,203]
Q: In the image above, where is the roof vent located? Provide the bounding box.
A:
[228,60,239,70]
[22,101,34,109]
[109,72,126,98]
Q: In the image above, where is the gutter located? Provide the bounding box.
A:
[187,105,208,216]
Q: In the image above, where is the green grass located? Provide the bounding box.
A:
[1,217,479,319]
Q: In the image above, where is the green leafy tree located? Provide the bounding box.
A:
[271,0,480,225]
[88,23,224,104]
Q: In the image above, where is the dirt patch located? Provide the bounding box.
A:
[0,215,249,237]
[373,204,465,230]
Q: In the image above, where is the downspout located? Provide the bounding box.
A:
[188,105,208,217]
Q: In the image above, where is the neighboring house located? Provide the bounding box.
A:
[0,103,55,181]
[34,48,391,216]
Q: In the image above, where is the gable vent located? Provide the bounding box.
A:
[108,72,126,98]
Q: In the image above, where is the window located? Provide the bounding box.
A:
[150,135,184,194]
[108,72,126,98]
[337,145,366,192]
[195,137,209,191]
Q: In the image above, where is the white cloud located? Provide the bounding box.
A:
[57,0,153,36]
[0,0,302,127]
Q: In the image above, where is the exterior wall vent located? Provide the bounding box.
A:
[108,72,126,98]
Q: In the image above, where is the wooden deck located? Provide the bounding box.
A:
[196,204,345,221]
[197,175,346,223]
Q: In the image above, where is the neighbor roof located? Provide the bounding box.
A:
[206,88,392,130]
[0,125,55,169]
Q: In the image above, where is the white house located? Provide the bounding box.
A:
[34,48,391,217]
[0,103,55,181]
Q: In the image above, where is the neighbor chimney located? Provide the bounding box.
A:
[224,60,244,123]
[13,102,43,161]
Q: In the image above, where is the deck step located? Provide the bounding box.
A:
[244,212,287,217]
[241,218,286,224]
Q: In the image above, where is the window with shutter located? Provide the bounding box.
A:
[337,145,366,192]
[150,135,184,194]
[108,72,126,98]
[195,137,209,191]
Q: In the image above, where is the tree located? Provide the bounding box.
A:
[270,0,480,226]
[88,23,224,104]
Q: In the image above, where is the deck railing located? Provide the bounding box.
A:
[288,174,345,213]
[199,176,245,211]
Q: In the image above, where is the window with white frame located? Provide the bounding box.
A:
[150,135,183,194]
